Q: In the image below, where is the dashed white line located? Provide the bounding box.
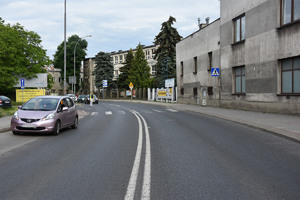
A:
[105,111,112,115]
[166,109,179,112]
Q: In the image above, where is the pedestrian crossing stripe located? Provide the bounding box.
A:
[211,68,220,76]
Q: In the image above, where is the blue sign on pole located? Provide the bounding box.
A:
[103,80,107,88]
[21,79,25,89]
[211,68,220,77]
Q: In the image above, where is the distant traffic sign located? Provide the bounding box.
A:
[21,79,25,89]
[103,80,107,87]
[211,68,220,76]
[129,82,133,90]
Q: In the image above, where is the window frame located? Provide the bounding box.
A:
[180,61,184,76]
[234,66,246,94]
[233,14,246,43]
[281,56,300,95]
[280,0,300,26]
[193,57,197,74]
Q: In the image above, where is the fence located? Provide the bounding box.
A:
[96,87,177,102]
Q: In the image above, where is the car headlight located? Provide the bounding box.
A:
[42,112,56,121]
[13,111,19,120]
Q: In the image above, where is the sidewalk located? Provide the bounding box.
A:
[1,101,299,142]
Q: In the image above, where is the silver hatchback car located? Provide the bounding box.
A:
[11,96,78,135]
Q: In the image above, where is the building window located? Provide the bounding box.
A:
[193,87,198,96]
[281,0,300,25]
[151,65,156,75]
[208,52,212,71]
[193,57,197,74]
[281,57,300,94]
[234,66,246,94]
[180,61,184,76]
[53,77,56,83]
[115,56,118,64]
[234,14,245,43]
[181,88,184,95]
[119,55,123,63]
[114,70,119,77]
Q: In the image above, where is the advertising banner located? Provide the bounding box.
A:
[16,89,45,103]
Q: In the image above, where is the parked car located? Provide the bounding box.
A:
[85,94,98,104]
[0,95,12,108]
[77,94,87,103]
[67,94,77,102]
[11,95,78,135]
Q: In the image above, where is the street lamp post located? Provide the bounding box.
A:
[63,0,67,95]
[73,35,92,95]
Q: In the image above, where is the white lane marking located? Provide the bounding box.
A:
[153,109,163,113]
[119,111,126,114]
[91,112,98,115]
[166,109,179,112]
[105,111,112,115]
[136,112,151,200]
[124,111,143,200]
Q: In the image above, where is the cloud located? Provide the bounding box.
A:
[0,0,220,59]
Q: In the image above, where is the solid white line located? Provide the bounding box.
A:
[137,112,151,200]
[124,111,143,200]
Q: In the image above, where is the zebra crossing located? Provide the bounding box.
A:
[86,108,180,116]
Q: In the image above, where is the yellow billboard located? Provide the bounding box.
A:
[16,89,46,103]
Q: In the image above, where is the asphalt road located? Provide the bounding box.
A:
[0,101,299,200]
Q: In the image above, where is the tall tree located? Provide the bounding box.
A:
[0,18,50,94]
[93,51,114,89]
[154,16,182,87]
[53,35,88,93]
[128,44,151,88]
[116,49,134,89]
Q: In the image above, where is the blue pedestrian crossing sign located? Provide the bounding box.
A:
[21,79,25,89]
[211,68,220,76]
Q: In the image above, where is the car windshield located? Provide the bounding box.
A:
[21,98,59,111]
[78,95,85,98]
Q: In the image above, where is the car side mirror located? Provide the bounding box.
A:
[62,107,69,111]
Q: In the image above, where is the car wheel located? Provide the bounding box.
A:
[71,116,78,129]
[53,121,61,135]
[12,131,20,135]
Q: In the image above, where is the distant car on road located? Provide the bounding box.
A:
[11,95,78,135]
[0,95,12,108]
[77,94,87,103]
[85,94,98,104]
[67,94,77,102]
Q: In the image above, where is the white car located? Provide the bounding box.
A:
[67,94,77,102]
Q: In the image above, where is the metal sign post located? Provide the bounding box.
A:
[21,79,25,104]
[129,82,133,102]
[211,68,220,107]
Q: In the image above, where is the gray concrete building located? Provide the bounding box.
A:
[177,0,300,114]
[176,19,221,106]
[220,0,300,113]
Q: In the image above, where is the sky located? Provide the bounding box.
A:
[0,0,220,60]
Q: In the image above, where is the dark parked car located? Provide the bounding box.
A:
[85,94,98,104]
[11,95,78,135]
[77,94,87,103]
[0,96,12,108]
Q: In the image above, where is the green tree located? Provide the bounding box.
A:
[93,51,114,89]
[154,16,182,87]
[116,49,134,89]
[128,44,151,88]
[0,18,50,94]
[52,35,88,93]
